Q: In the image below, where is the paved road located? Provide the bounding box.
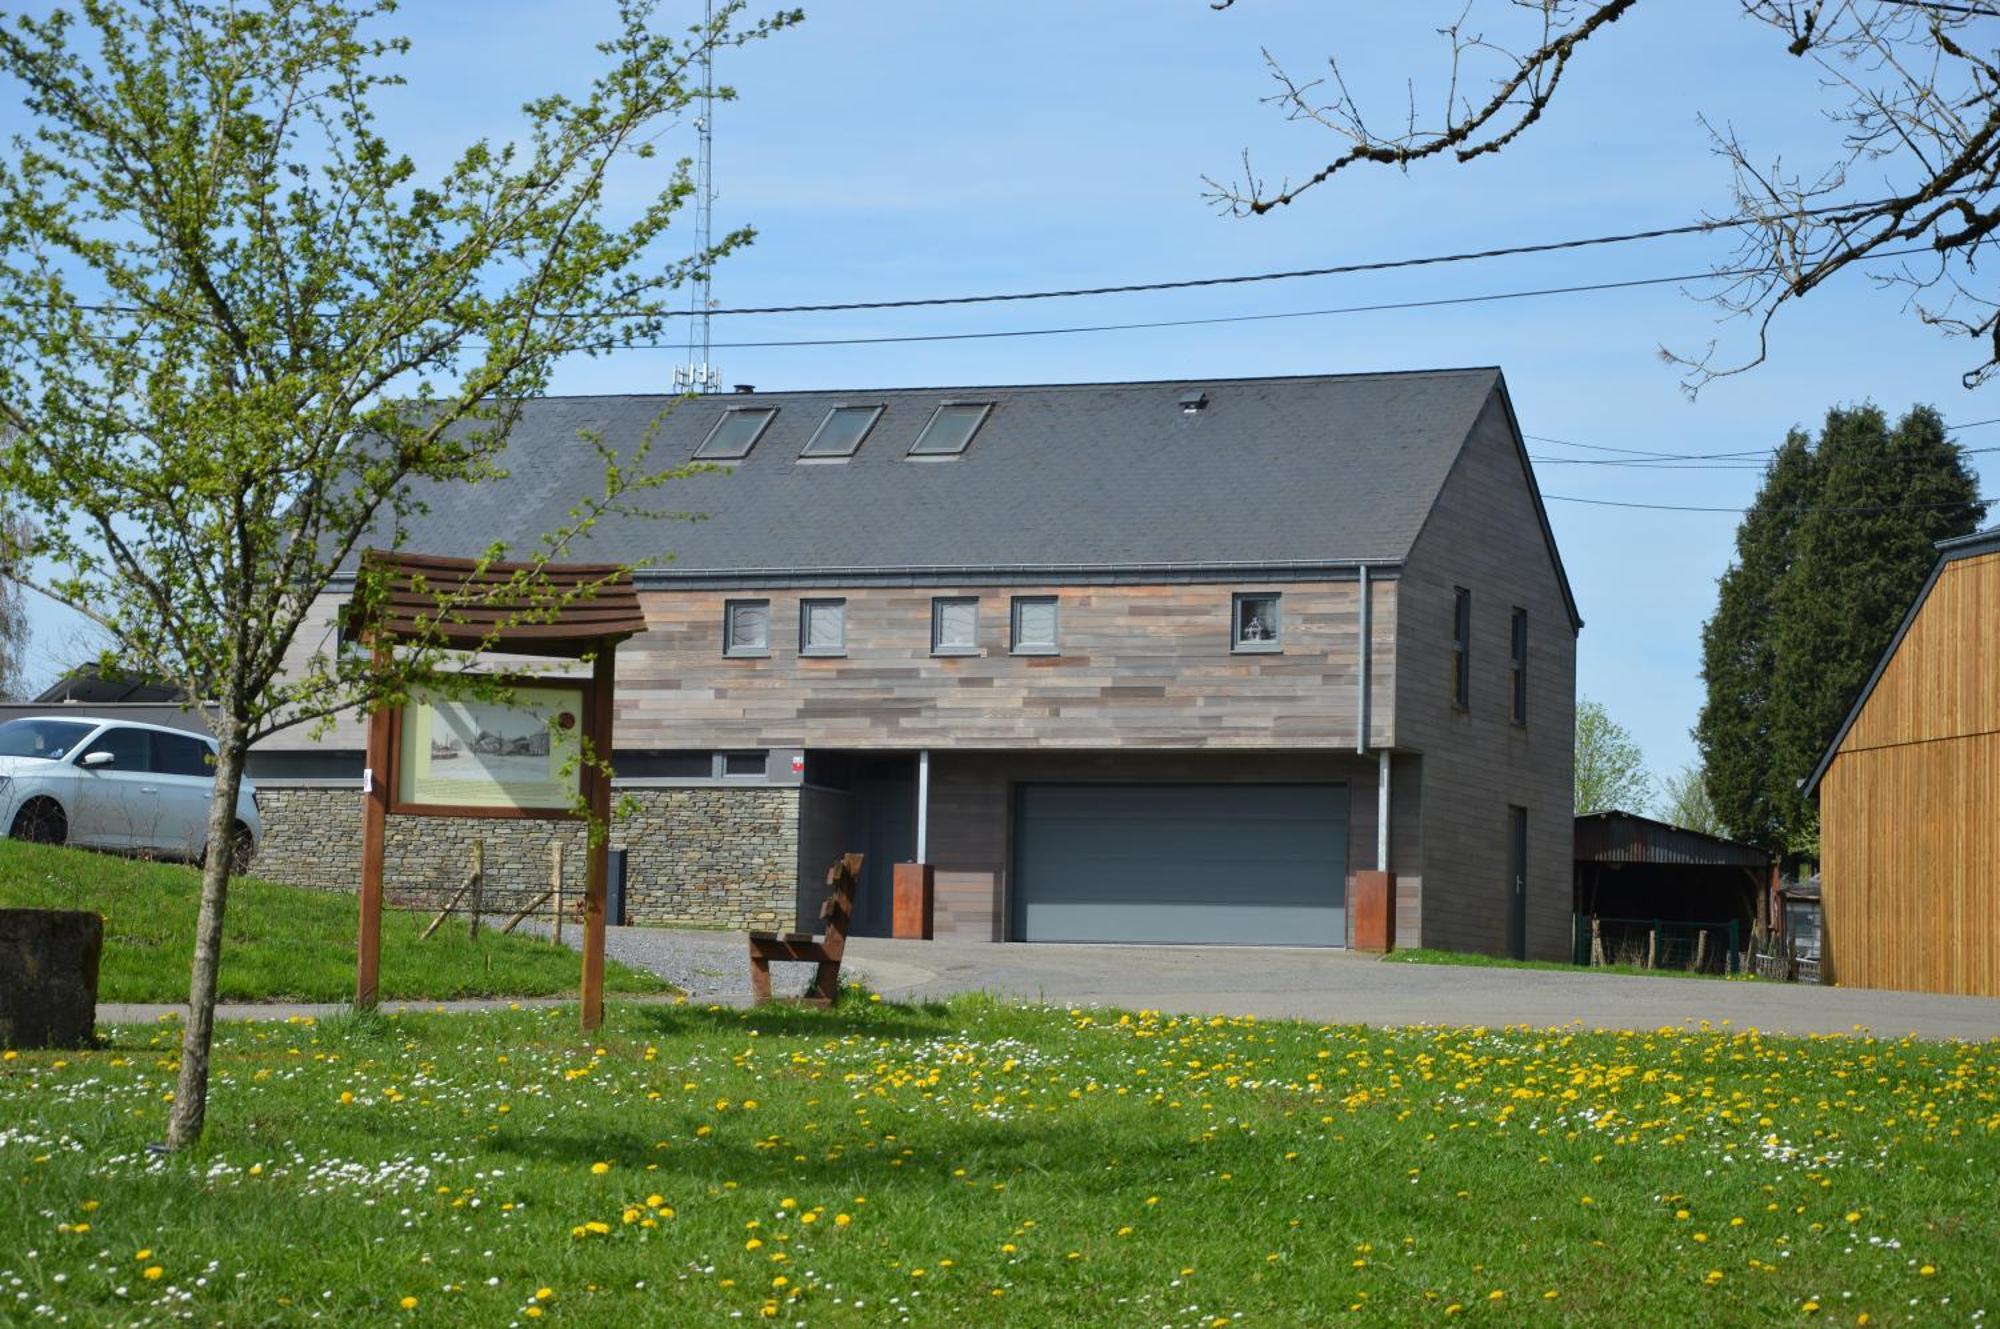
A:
[97,928,2000,1041]
[826,934,2000,1041]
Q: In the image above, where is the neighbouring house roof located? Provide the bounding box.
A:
[1803,523,2000,796]
[34,664,189,705]
[1573,810,1772,870]
[330,368,1574,615]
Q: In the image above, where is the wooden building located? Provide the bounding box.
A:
[252,370,1582,957]
[1806,525,2000,996]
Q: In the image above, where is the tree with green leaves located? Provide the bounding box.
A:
[1696,405,1981,854]
[1575,697,1651,815]
[1656,763,1724,838]
[0,0,798,1149]
[1694,431,1817,849]
[0,509,30,700]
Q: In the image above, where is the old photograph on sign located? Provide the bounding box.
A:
[397,683,585,811]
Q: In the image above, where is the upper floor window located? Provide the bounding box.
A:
[1510,607,1528,725]
[1010,596,1059,655]
[800,598,847,656]
[1451,587,1472,711]
[800,405,882,460]
[1232,592,1281,653]
[724,599,771,657]
[695,406,778,460]
[932,596,980,655]
[909,402,992,457]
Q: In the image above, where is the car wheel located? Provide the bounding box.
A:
[9,798,68,846]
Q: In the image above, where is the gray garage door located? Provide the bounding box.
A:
[1012,783,1348,945]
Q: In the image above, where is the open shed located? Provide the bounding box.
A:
[1573,811,1772,970]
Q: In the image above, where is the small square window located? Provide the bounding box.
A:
[800,598,846,656]
[800,405,882,460]
[719,751,767,778]
[909,402,992,457]
[695,406,778,460]
[1010,596,1058,655]
[1232,593,1281,652]
[932,596,980,655]
[723,599,771,656]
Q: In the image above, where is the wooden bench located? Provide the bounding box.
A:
[748,853,863,1007]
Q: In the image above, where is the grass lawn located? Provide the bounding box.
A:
[1383,948,1754,982]
[0,839,671,1003]
[2,998,1995,1325]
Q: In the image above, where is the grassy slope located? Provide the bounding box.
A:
[1,998,1993,1326]
[0,839,670,1002]
[1383,948,1754,982]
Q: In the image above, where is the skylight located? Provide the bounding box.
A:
[799,404,882,460]
[908,402,992,458]
[694,406,778,460]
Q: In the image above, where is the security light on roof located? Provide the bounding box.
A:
[908,401,992,458]
[694,405,777,460]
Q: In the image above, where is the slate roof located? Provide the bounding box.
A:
[1805,522,2000,795]
[339,368,1523,585]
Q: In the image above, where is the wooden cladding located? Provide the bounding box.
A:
[619,579,1398,750]
[348,549,646,655]
[1820,734,2000,997]
[1819,550,2000,996]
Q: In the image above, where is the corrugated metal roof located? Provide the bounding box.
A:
[1574,810,1771,868]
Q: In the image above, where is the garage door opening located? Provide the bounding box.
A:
[1012,782,1348,946]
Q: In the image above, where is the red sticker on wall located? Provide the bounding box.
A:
[558,712,577,730]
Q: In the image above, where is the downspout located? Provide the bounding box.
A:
[1357,564,1389,873]
[915,748,931,864]
[1378,749,1391,873]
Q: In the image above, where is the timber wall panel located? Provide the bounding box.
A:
[1395,392,1577,961]
[1820,733,2000,997]
[1841,552,2000,754]
[614,579,1396,751]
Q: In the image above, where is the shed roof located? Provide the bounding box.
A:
[1574,810,1772,869]
[329,369,1565,599]
[1804,523,2000,796]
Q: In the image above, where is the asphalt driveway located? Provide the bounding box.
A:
[597,926,2000,1041]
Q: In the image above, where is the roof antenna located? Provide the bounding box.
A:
[674,0,720,395]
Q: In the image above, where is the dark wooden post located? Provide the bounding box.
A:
[355,640,392,1011]
[580,645,615,1033]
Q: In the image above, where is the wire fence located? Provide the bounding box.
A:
[1572,915,1743,975]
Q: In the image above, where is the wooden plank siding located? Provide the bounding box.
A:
[1394,393,1578,961]
[1820,550,2000,996]
[612,578,1397,751]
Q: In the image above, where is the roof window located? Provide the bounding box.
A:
[800,405,883,461]
[695,406,778,460]
[908,402,992,458]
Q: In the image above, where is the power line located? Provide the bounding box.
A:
[1529,443,2000,469]
[1878,0,2000,18]
[583,246,1935,352]
[1544,493,1994,514]
[1526,415,2000,464]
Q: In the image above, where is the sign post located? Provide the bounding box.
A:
[348,550,643,1034]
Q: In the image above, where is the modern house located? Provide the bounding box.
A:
[1806,524,2000,996]
[251,369,1581,957]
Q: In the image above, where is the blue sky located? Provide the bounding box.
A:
[12,1,1996,791]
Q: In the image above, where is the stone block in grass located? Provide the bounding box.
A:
[0,908,102,1049]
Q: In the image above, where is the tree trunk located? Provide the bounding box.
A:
[165,715,248,1151]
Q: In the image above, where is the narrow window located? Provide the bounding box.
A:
[800,597,846,656]
[723,599,771,657]
[799,405,882,460]
[908,402,992,457]
[1451,587,1472,711]
[1010,596,1059,655]
[1232,592,1282,652]
[931,596,980,655]
[1510,607,1528,725]
[718,751,767,779]
[695,406,778,460]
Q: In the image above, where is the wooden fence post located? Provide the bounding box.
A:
[468,839,484,940]
[1646,925,1658,970]
[1589,916,1604,968]
[551,841,566,948]
[1694,928,1708,973]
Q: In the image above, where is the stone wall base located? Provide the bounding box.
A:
[252,785,798,930]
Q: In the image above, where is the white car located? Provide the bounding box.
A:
[0,716,261,871]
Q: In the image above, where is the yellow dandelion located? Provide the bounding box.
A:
[400,1295,419,1310]
[143,1267,164,1281]
[591,1161,611,1175]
